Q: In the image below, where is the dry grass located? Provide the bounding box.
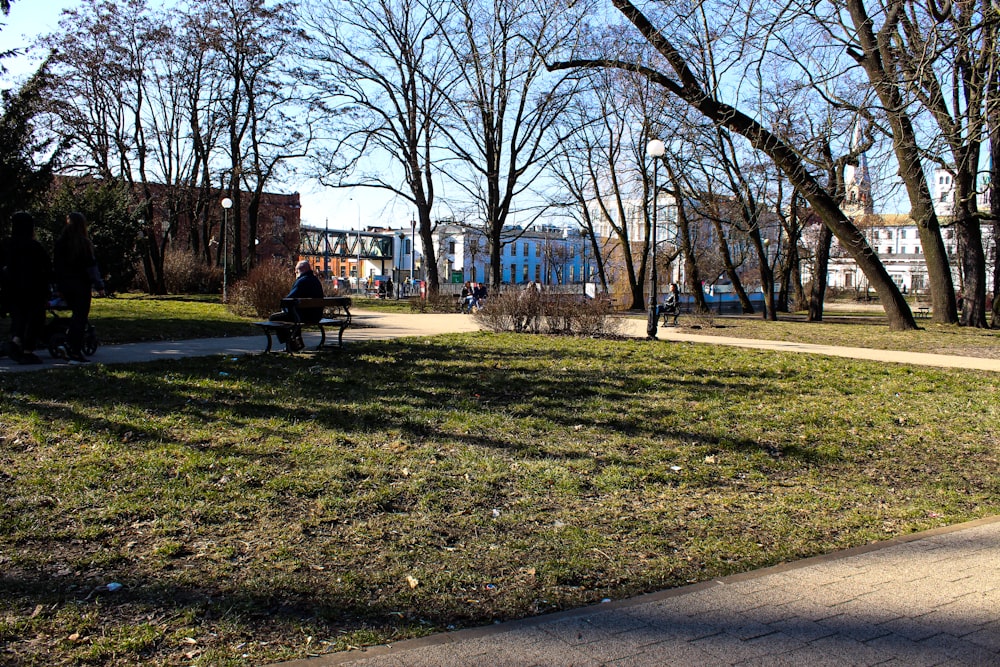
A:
[669,314,1000,359]
[1,332,998,665]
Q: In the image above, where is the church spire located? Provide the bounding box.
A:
[843,121,873,218]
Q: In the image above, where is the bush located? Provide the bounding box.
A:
[165,250,222,294]
[475,289,620,336]
[409,292,456,313]
[132,249,222,295]
[228,259,298,318]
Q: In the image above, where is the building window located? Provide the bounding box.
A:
[448,240,456,254]
[535,244,541,257]
[511,243,516,256]
[522,264,529,282]
[900,247,906,254]
[272,215,285,239]
[886,230,893,239]
[510,263,517,282]
[900,230,907,239]
[885,247,893,254]
[523,242,529,257]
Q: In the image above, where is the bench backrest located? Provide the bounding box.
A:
[280,296,352,322]
[284,296,351,309]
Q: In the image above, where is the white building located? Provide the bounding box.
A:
[827,167,995,293]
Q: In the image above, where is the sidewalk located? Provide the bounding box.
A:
[278,516,1000,667]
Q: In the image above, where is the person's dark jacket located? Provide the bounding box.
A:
[286,270,325,322]
[1,218,52,314]
[54,234,103,293]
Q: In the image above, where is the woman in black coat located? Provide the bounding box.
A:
[53,212,104,362]
[1,212,52,363]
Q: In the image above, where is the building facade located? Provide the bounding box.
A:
[826,168,995,294]
[432,221,591,286]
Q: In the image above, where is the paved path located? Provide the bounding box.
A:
[4,310,999,666]
[279,516,1000,667]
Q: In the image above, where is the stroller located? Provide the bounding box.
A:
[44,297,99,359]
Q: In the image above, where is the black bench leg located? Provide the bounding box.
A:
[262,329,275,353]
[317,325,327,349]
[336,322,347,347]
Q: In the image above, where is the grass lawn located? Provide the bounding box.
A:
[1,332,998,665]
[87,294,256,344]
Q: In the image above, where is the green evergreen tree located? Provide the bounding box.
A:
[0,60,60,237]
[43,179,143,295]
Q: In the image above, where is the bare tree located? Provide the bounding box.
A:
[829,0,997,326]
[302,0,454,294]
[550,0,918,330]
[198,0,312,277]
[547,151,613,292]
[43,0,176,291]
[434,0,585,288]
[990,60,1000,328]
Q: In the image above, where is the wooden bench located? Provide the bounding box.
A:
[916,303,931,318]
[253,296,352,353]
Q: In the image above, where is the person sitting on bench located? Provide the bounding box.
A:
[661,282,680,326]
[268,260,324,351]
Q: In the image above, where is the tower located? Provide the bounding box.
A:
[842,123,873,219]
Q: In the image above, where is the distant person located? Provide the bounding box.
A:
[461,281,475,313]
[53,211,104,363]
[268,260,324,351]
[1,212,52,364]
[473,282,488,306]
[661,283,680,326]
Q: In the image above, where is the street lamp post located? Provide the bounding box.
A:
[762,237,771,319]
[410,218,416,289]
[221,197,233,302]
[646,139,665,339]
[324,217,330,279]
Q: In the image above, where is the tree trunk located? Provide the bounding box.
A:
[844,0,956,324]
[418,204,439,295]
[664,162,707,312]
[708,215,753,313]
[992,121,1000,329]
[809,223,833,322]
[954,203,989,328]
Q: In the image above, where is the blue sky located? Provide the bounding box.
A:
[1,0,79,78]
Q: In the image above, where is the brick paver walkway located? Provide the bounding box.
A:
[278,517,1000,666]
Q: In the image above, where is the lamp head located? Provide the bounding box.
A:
[646,139,666,158]
[221,197,233,209]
